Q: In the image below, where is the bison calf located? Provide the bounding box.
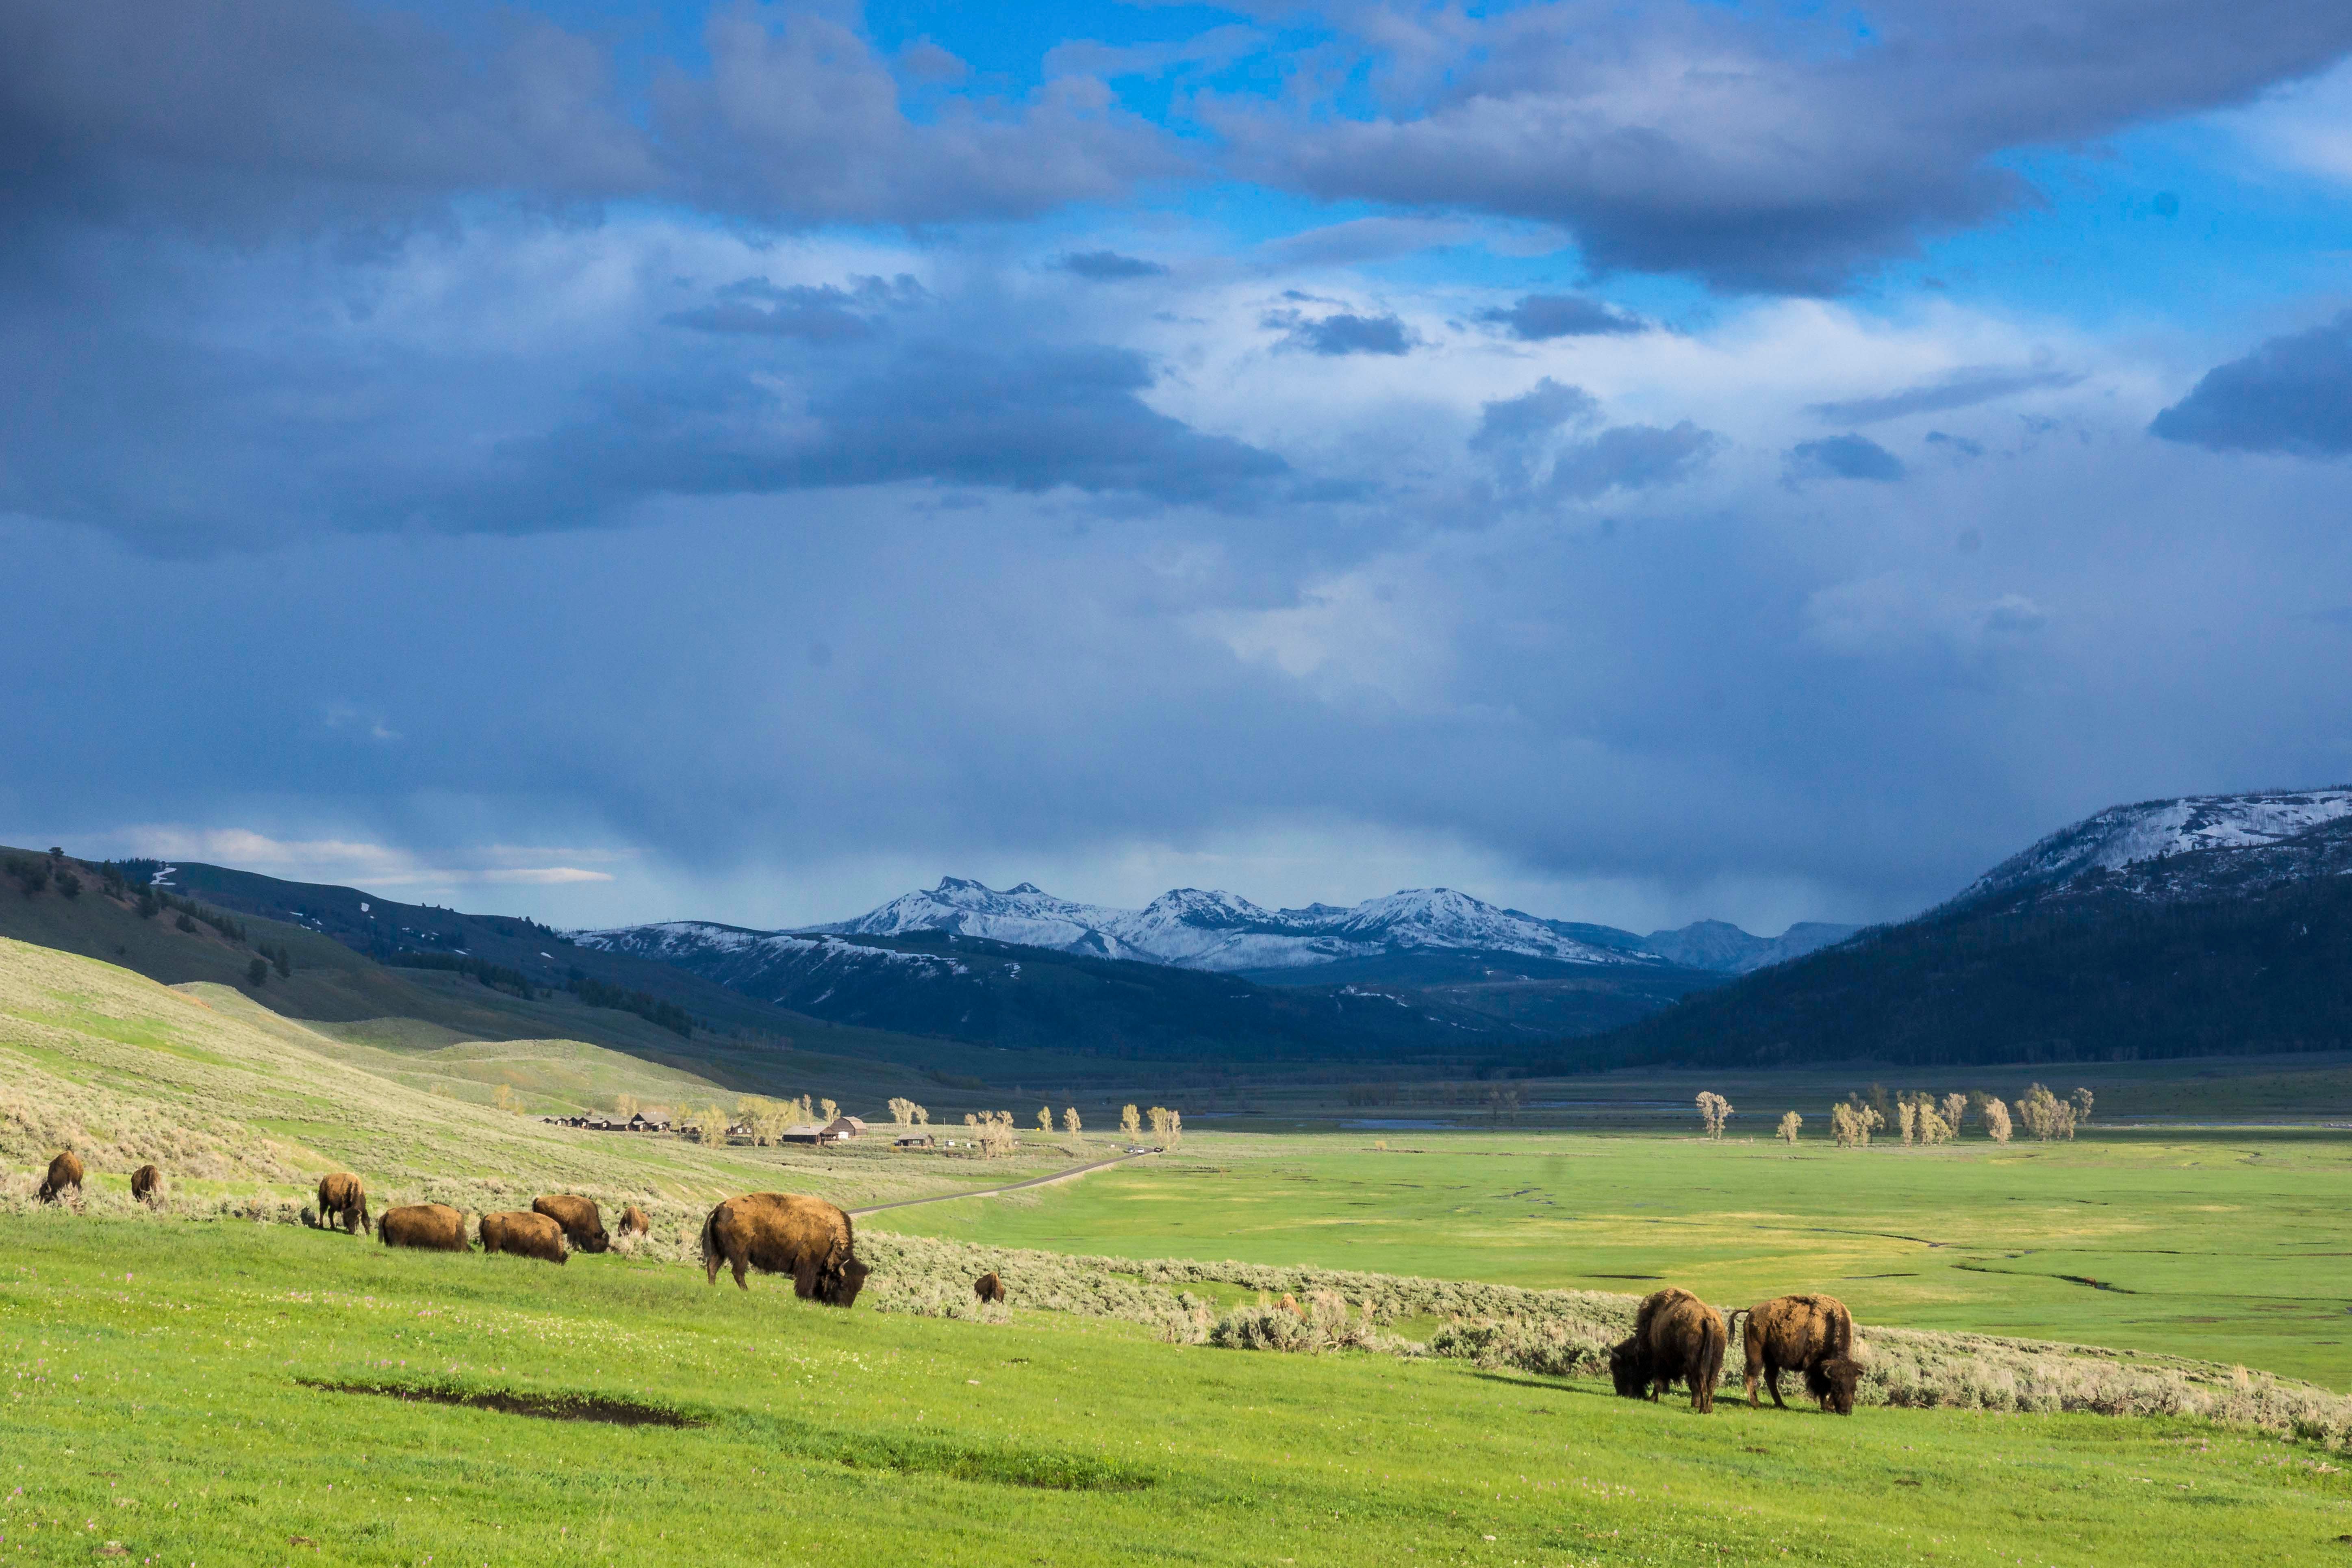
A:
[380,1203,469,1251]
[1740,1294,1862,1415]
[129,1164,163,1205]
[1609,1287,1729,1414]
[480,1210,568,1263]
[317,1173,369,1235]
[37,1151,85,1205]
[974,1271,1006,1304]
[700,1193,869,1306]
[617,1205,650,1238]
[532,1194,610,1253]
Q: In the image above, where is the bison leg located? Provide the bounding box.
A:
[1767,1366,1787,1410]
[793,1260,820,1300]
[730,1251,749,1290]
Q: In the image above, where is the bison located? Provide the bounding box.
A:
[129,1164,163,1205]
[617,1205,650,1238]
[700,1192,869,1306]
[532,1194,610,1254]
[1609,1287,1729,1413]
[37,1151,84,1205]
[379,1203,469,1252]
[317,1173,369,1235]
[1739,1294,1862,1415]
[480,1210,568,1264]
[974,1270,1006,1304]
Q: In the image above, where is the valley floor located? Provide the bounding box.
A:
[8,1218,2352,1566]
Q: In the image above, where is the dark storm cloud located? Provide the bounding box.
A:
[1789,434,1907,482]
[1056,251,1170,280]
[2150,312,2352,456]
[653,8,1183,225]
[0,0,1181,241]
[1809,365,2083,424]
[1481,293,1646,341]
[512,342,1292,514]
[1267,311,1415,356]
[1231,0,2352,291]
[0,0,655,236]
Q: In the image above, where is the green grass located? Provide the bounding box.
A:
[875,1130,2352,1388]
[10,1217,2352,1566]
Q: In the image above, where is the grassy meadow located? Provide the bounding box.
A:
[11,1217,2352,1566]
[879,1129,2352,1387]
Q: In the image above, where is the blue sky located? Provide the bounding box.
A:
[5,0,2352,934]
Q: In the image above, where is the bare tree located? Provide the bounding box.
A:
[2070,1087,2094,1126]
[820,1098,840,1124]
[1914,1097,1952,1145]
[888,1096,917,1127]
[1120,1104,1141,1138]
[1168,1109,1183,1147]
[1940,1092,1968,1138]
[1147,1106,1172,1142]
[616,1093,639,1121]
[1062,1106,1082,1137]
[1831,1102,1884,1149]
[1897,1098,1919,1145]
[1037,1105,1053,1134]
[1983,1098,2013,1144]
[1777,1111,1803,1145]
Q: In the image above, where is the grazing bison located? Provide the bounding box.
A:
[618,1205,650,1238]
[379,1203,469,1252]
[129,1164,163,1205]
[1609,1287,1729,1414]
[480,1210,568,1263]
[1740,1294,1862,1415]
[317,1173,369,1235]
[37,1151,84,1204]
[700,1192,869,1306]
[532,1194,610,1254]
[974,1270,1006,1304]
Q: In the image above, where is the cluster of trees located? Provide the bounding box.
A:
[963,1110,1021,1157]
[887,1097,931,1127]
[562,974,695,1038]
[1758,1083,2092,1148]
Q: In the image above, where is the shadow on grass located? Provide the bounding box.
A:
[298,1375,1156,1491]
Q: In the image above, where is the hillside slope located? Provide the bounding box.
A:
[0,849,965,1101]
[1583,788,2352,1069]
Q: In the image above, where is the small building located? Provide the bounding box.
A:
[780,1123,839,1146]
[822,1115,864,1141]
[894,1134,933,1149]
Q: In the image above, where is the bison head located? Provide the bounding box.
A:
[1607,1338,1646,1399]
[819,1256,871,1308]
[1809,1355,1863,1415]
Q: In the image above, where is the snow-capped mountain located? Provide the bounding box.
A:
[806,877,1648,972]
[1956,786,2352,912]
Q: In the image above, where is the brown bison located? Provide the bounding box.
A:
[974,1270,1006,1304]
[129,1164,162,1205]
[317,1173,369,1235]
[480,1210,568,1263]
[617,1204,650,1237]
[700,1192,869,1305]
[379,1203,469,1252]
[532,1194,610,1253]
[37,1151,84,1204]
[1609,1287,1729,1413]
[1739,1294,1862,1415]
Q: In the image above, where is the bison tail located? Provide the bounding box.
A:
[1701,1317,1728,1411]
[699,1205,721,1286]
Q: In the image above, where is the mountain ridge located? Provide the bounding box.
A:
[788,876,1852,977]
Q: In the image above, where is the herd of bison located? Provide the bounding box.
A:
[33,1148,1858,1416]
